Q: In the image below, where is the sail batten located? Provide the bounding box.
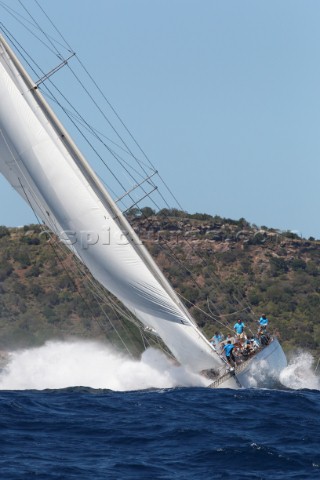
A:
[0,35,223,372]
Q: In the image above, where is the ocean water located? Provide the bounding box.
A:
[0,341,319,480]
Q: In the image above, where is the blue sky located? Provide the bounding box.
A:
[1,0,320,238]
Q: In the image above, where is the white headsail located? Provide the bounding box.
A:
[0,36,223,372]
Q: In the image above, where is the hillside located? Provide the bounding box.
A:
[0,211,319,359]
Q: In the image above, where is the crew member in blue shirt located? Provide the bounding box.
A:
[258,314,268,333]
[210,332,223,346]
[223,341,235,365]
[234,319,245,337]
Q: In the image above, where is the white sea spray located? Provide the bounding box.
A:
[1,340,318,391]
[0,340,207,391]
[279,351,320,390]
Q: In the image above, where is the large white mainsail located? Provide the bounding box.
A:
[0,35,224,373]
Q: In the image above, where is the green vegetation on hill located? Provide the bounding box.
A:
[0,211,319,359]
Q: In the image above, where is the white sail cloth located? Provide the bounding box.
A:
[0,38,223,372]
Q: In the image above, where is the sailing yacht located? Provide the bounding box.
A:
[0,10,287,388]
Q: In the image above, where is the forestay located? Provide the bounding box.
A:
[0,36,223,372]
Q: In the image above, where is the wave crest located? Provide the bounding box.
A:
[0,340,207,391]
[279,351,320,390]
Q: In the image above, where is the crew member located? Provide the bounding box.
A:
[223,341,236,366]
[258,314,268,334]
[210,332,223,346]
[234,319,245,338]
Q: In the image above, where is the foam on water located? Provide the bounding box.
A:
[1,340,318,392]
[279,351,320,390]
[0,340,207,391]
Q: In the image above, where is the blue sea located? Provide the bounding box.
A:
[0,341,319,479]
[0,388,319,479]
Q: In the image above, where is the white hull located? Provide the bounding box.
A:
[210,338,287,389]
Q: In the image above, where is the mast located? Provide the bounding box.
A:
[0,34,224,372]
[0,34,195,323]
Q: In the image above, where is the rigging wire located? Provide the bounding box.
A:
[11,139,171,358]
[18,0,62,58]
[45,231,174,359]
[0,0,68,55]
[0,22,141,209]
[16,177,139,357]
[33,0,185,210]
[62,63,255,330]
[0,19,162,217]
[0,4,187,219]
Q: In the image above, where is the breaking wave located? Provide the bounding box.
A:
[279,351,320,390]
[0,340,207,391]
